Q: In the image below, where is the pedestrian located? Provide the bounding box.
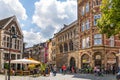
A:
[94,66,97,76]
[71,66,75,73]
[62,64,66,75]
[53,65,57,76]
[45,67,50,76]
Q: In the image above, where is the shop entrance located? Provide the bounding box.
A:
[95,59,101,67]
[70,57,76,68]
[81,54,90,68]
[94,52,102,67]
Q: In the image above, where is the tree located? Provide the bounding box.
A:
[97,0,120,38]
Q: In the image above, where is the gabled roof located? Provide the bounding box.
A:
[0,16,13,28]
[0,15,23,36]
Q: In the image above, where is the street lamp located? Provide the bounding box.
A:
[8,26,17,80]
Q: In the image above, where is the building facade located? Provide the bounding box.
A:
[24,42,50,63]
[55,20,80,69]
[48,37,56,66]
[0,16,23,72]
[78,0,120,69]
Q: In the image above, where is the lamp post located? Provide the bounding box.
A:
[8,27,17,80]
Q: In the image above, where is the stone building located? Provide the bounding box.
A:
[78,0,120,69]
[55,20,80,69]
[0,16,23,72]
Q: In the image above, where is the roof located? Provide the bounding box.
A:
[0,16,14,29]
[57,20,78,34]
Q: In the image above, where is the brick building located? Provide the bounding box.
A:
[78,0,120,69]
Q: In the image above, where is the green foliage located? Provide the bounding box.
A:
[97,0,120,38]
[4,63,9,70]
[40,63,46,72]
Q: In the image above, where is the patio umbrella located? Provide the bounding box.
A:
[10,58,40,64]
[28,58,41,64]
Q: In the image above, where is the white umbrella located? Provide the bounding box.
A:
[10,59,40,64]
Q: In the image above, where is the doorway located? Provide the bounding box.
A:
[70,57,76,69]
[94,53,102,67]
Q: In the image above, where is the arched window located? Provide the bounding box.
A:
[65,34,67,40]
[59,45,63,53]
[69,40,73,51]
[74,29,76,36]
[70,31,72,38]
[64,43,68,52]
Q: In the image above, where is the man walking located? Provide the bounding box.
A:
[62,64,66,75]
[53,65,57,76]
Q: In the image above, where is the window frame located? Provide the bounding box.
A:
[86,2,89,13]
[94,14,101,26]
[94,34,102,45]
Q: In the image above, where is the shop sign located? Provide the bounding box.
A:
[82,60,90,63]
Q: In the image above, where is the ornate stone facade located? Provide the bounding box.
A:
[55,20,80,69]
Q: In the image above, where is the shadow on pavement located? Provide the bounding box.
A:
[72,73,116,80]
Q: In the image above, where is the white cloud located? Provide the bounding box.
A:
[32,0,77,41]
[0,0,27,20]
[23,29,46,47]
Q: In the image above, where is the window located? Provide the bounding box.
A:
[94,34,102,45]
[74,29,76,36]
[82,37,90,49]
[109,36,114,47]
[69,40,73,51]
[64,43,68,52]
[81,6,85,15]
[94,14,101,26]
[65,34,67,40]
[82,20,90,31]
[82,22,85,31]
[86,20,90,30]
[68,33,69,39]
[4,53,9,60]
[3,36,7,47]
[7,37,10,48]
[17,55,20,59]
[82,38,86,48]
[59,45,63,53]
[86,2,89,12]
[86,37,90,48]
[93,0,101,7]
[11,54,16,60]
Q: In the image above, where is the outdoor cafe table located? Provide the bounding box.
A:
[23,71,30,75]
[15,70,30,75]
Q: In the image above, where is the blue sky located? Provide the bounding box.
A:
[0,0,77,47]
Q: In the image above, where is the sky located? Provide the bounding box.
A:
[0,0,77,47]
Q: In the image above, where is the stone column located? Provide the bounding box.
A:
[104,51,107,68]
[79,53,81,69]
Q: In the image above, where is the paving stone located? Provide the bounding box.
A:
[0,73,116,80]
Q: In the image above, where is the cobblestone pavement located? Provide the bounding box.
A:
[0,73,116,80]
